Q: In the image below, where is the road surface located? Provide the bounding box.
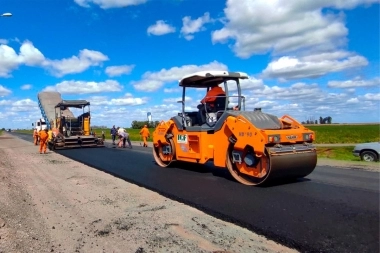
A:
[10,133,380,253]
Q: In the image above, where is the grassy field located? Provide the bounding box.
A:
[13,124,380,162]
[316,146,358,161]
[307,125,379,144]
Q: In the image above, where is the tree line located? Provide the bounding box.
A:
[131,120,160,129]
[302,116,333,124]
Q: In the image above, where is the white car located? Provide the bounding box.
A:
[352,142,380,162]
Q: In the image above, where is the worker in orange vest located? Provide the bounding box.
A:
[139,125,150,147]
[33,129,39,145]
[38,129,49,154]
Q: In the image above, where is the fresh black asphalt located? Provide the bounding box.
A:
[12,133,380,252]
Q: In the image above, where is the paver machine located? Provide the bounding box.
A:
[37,91,104,150]
[152,71,317,185]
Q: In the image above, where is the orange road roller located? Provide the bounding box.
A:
[152,71,317,185]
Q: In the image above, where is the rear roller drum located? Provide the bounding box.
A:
[152,138,176,167]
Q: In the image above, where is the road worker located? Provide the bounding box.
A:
[33,129,39,145]
[139,125,150,147]
[197,85,226,124]
[38,128,49,154]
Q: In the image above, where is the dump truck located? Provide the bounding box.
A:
[152,71,317,186]
[37,91,104,150]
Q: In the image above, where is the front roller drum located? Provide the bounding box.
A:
[226,148,317,186]
[152,138,176,167]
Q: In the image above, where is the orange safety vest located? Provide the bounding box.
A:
[201,86,225,104]
[38,130,48,140]
[139,127,150,137]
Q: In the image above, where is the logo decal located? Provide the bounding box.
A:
[286,135,297,140]
[177,134,188,144]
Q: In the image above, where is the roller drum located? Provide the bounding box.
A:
[266,150,317,182]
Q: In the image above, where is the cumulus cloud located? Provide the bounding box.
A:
[10,99,38,112]
[0,40,109,78]
[147,20,176,36]
[180,12,213,40]
[131,61,228,92]
[45,49,109,77]
[74,0,147,9]
[164,87,181,93]
[21,84,32,90]
[0,41,45,77]
[262,51,368,80]
[211,0,378,58]
[328,77,380,88]
[163,96,192,103]
[88,93,149,106]
[43,80,123,94]
[0,85,12,96]
[105,64,135,77]
[0,39,8,44]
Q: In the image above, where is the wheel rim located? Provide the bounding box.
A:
[225,146,270,186]
[363,153,374,162]
[153,138,175,167]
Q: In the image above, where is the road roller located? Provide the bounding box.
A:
[152,71,317,185]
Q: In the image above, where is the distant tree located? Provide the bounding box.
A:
[315,120,318,124]
[319,116,323,124]
[131,120,159,129]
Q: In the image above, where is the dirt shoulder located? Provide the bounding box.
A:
[0,133,296,253]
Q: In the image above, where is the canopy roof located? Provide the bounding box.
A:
[179,71,249,88]
[55,100,90,109]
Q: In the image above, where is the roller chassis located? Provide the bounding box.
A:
[152,71,317,186]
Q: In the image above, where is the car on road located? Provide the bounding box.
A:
[352,142,380,162]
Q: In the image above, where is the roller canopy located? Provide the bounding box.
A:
[55,100,90,109]
[179,71,249,88]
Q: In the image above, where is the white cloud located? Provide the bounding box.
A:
[88,94,148,106]
[362,93,380,101]
[328,77,380,88]
[0,40,109,78]
[163,96,192,103]
[0,39,9,44]
[164,87,182,93]
[180,12,212,40]
[10,99,38,112]
[105,64,135,77]
[45,49,109,77]
[211,0,378,58]
[43,80,123,94]
[131,61,228,92]
[74,0,147,9]
[19,41,45,66]
[0,99,12,106]
[0,85,12,96]
[262,51,368,80]
[147,20,176,36]
[21,84,32,90]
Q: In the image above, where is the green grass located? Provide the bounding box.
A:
[307,125,380,144]
[316,146,359,161]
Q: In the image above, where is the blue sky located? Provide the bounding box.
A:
[0,0,379,129]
